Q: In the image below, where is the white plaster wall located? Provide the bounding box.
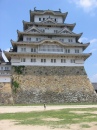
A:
[38,27,62,33]
[34,15,63,23]
[0,77,11,82]
[17,46,38,53]
[23,35,76,43]
[11,58,20,63]
[17,45,83,54]
[11,56,84,66]
[53,37,76,43]
[75,59,84,64]
[23,36,48,42]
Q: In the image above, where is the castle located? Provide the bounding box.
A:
[0,9,97,104]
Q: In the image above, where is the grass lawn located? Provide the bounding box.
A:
[0,108,97,128]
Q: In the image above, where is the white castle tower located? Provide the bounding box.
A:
[4,9,97,103]
[4,9,90,67]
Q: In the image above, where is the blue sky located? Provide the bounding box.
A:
[0,0,97,82]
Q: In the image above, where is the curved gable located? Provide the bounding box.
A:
[25,26,42,33]
[41,18,56,24]
[38,39,66,46]
[58,27,74,34]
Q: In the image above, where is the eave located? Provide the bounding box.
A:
[11,39,90,50]
[4,51,91,61]
[17,30,82,41]
[23,20,76,31]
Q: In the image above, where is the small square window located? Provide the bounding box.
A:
[51,59,56,63]
[31,48,36,52]
[66,49,70,53]
[75,49,79,53]
[41,59,46,63]
[61,59,66,63]
[68,39,73,42]
[51,59,53,63]
[54,59,56,63]
[26,37,31,42]
[21,58,26,62]
[36,38,38,41]
[43,18,45,21]
[21,48,26,52]
[31,59,36,62]
[39,18,41,21]
[71,59,75,63]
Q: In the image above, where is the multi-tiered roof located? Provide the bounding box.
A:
[4,9,91,65]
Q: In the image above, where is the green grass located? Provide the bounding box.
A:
[81,124,91,128]
[0,108,97,128]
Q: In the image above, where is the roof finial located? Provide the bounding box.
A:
[59,8,61,12]
[34,7,36,11]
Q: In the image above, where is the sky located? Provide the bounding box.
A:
[0,0,97,82]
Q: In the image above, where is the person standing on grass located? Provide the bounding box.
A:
[44,103,46,110]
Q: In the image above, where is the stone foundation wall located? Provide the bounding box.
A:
[12,66,97,103]
[0,82,14,104]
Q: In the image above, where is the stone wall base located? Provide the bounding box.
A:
[12,66,97,104]
[0,82,14,104]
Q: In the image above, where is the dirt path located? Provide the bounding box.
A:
[0,105,97,113]
[0,120,97,130]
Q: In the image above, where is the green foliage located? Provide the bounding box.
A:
[13,66,25,74]
[12,81,19,93]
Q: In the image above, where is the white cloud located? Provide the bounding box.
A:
[90,74,97,82]
[90,38,97,48]
[90,38,97,44]
[79,37,88,43]
[69,0,97,14]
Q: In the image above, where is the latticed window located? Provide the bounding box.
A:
[68,39,73,42]
[21,48,26,52]
[39,45,63,53]
[51,59,56,63]
[43,18,45,21]
[61,59,66,63]
[59,39,64,42]
[31,48,36,52]
[75,49,79,53]
[26,37,31,42]
[66,49,70,53]
[21,58,26,62]
[5,67,9,70]
[39,18,41,21]
[71,59,75,63]
[41,59,46,63]
[36,38,41,41]
[54,30,58,33]
[31,59,36,62]
[1,67,3,70]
